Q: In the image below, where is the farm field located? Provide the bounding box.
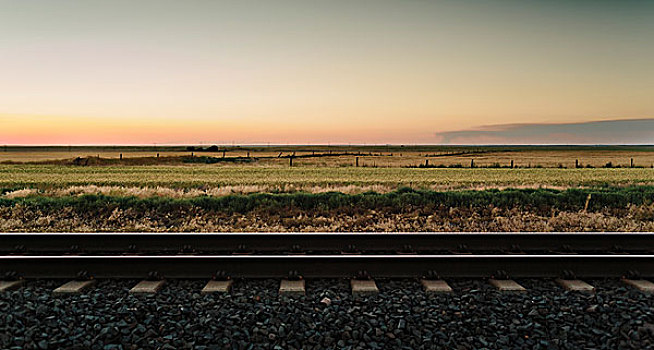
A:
[2,145,654,168]
[1,165,653,193]
[2,146,654,232]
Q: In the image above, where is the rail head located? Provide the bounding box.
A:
[1,254,652,279]
[1,232,653,254]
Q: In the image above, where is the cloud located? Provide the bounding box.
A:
[434,118,654,145]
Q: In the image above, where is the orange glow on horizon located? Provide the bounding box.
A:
[1,114,449,145]
[2,2,653,145]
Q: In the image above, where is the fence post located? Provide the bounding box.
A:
[425,159,429,167]
[222,150,226,158]
[470,159,474,168]
[356,157,359,167]
[575,159,579,168]
[247,151,250,158]
[510,160,514,168]
[120,153,123,160]
[289,156,293,167]
[631,158,634,168]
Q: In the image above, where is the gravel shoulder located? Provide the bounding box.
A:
[2,279,654,349]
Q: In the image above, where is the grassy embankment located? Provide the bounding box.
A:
[2,187,654,232]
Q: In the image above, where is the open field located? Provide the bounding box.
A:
[2,146,653,232]
[1,165,653,193]
[2,145,654,168]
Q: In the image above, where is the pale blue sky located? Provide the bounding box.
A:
[1,1,653,144]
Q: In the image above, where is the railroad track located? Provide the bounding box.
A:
[4,234,653,349]
[2,232,652,254]
[0,232,653,279]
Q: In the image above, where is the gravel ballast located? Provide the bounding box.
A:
[1,279,654,349]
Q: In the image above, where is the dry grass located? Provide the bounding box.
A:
[2,204,652,232]
[2,146,653,232]
[2,148,653,168]
[2,165,652,191]
[2,184,414,199]
[2,188,38,199]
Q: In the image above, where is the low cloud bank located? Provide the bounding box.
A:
[434,118,654,145]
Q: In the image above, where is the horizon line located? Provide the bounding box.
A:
[2,143,654,147]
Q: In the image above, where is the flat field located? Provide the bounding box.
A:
[1,165,653,193]
[2,145,654,168]
[2,146,654,232]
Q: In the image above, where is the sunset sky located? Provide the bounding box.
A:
[1,1,653,145]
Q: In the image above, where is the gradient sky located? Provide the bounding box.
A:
[1,0,653,145]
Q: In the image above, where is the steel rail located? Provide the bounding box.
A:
[1,254,653,278]
[1,232,653,254]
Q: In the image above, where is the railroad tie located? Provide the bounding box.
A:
[421,279,453,294]
[201,280,233,294]
[0,280,25,292]
[351,279,379,296]
[489,279,527,292]
[622,279,654,292]
[279,279,305,296]
[129,280,165,294]
[555,279,595,292]
[53,280,97,295]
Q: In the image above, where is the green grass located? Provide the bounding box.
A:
[3,187,653,214]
